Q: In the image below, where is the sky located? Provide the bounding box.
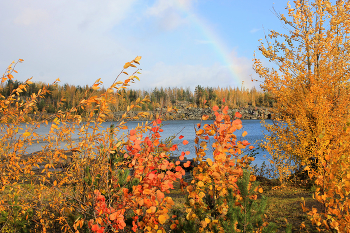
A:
[0,0,290,91]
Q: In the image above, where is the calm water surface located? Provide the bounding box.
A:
[19,119,272,167]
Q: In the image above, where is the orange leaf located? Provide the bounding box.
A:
[130,129,136,136]
[124,62,131,69]
[235,112,242,118]
[156,190,164,201]
[150,206,156,213]
[110,212,118,221]
[212,106,219,111]
[92,84,100,90]
[91,224,100,231]
[242,140,250,146]
[202,115,209,120]
[179,153,185,161]
[183,161,191,168]
[183,140,189,145]
[242,131,248,137]
[149,173,156,180]
[170,224,177,230]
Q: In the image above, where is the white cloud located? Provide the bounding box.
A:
[128,58,258,91]
[0,0,261,92]
[14,8,49,26]
[146,0,196,30]
[0,0,139,86]
[228,50,260,89]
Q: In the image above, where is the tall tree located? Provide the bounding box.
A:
[253,0,350,179]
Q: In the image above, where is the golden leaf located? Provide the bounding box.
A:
[206,158,213,166]
[135,56,142,62]
[124,62,131,69]
[158,215,167,224]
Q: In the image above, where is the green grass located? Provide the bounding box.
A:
[168,179,329,233]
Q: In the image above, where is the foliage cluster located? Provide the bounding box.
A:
[174,107,273,233]
[254,0,350,231]
[0,58,273,232]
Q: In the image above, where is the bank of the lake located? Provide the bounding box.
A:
[113,106,272,121]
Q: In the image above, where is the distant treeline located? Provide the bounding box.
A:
[0,79,274,113]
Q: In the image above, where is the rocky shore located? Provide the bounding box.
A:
[113,106,272,121]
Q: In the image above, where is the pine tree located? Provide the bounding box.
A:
[219,169,277,233]
[176,169,277,233]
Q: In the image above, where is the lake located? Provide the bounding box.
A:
[19,119,273,167]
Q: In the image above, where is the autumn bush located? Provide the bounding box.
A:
[254,0,350,231]
[173,107,273,233]
[0,58,273,233]
[0,57,186,232]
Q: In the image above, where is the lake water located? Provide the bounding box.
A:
[18,119,273,167]
[153,119,273,167]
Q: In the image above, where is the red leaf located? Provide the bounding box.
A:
[213,106,219,111]
[170,144,178,151]
[242,140,250,146]
[179,152,185,160]
[91,224,100,231]
[149,173,156,180]
[183,161,191,168]
[179,135,184,139]
[130,129,136,136]
[235,112,242,118]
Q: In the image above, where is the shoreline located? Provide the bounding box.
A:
[113,106,272,121]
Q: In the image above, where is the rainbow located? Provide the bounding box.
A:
[175,2,243,87]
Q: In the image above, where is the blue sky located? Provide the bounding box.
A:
[0,0,290,91]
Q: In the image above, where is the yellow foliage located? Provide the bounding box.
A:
[254,0,350,231]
